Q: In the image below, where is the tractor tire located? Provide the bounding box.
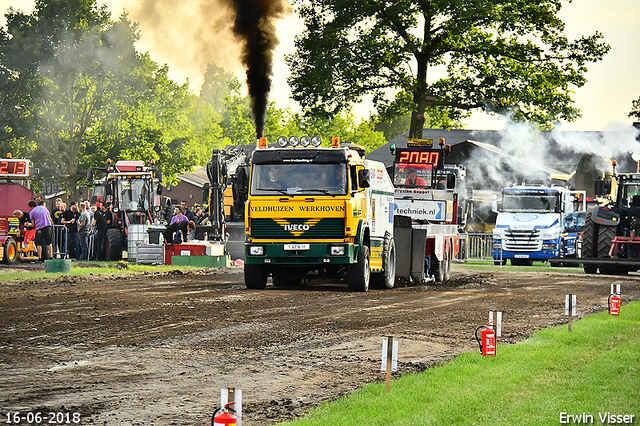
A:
[372,234,396,289]
[244,264,268,289]
[597,225,616,258]
[105,228,124,261]
[581,210,598,273]
[347,245,370,292]
[2,238,18,264]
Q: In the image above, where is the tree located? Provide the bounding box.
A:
[0,2,200,191]
[630,97,640,120]
[287,0,610,136]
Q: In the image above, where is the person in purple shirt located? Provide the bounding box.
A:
[28,200,53,261]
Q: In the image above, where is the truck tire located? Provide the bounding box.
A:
[347,245,370,292]
[372,234,396,289]
[105,228,123,261]
[2,238,18,264]
[244,264,268,289]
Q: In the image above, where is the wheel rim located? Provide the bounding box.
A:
[8,243,16,260]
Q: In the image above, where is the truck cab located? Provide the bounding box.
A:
[492,185,586,265]
[244,136,396,291]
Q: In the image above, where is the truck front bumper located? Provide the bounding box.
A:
[245,242,357,265]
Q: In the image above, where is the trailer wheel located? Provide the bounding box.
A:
[347,245,370,292]
[372,234,396,289]
[105,228,123,261]
[443,245,452,282]
[431,253,445,283]
[2,238,18,264]
[244,264,268,289]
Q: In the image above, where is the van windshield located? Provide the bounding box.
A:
[250,163,347,196]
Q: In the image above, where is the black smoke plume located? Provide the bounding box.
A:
[221,0,287,139]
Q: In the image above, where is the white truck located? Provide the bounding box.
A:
[492,185,586,265]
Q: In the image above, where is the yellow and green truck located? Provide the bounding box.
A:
[243,136,396,291]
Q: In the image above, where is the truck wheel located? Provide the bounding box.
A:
[105,228,123,261]
[244,264,268,289]
[347,245,370,292]
[552,241,565,267]
[2,238,18,264]
[581,210,598,273]
[372,235,396,289]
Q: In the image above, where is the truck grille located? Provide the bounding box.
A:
[504,230,542,251]
[250,218,345,239]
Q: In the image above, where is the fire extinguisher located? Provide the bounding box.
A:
[609,293,621,316]
[211,402,237,426]
[475,321,496,357]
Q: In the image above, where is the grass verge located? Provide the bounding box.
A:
[279,302,640,425]
[0,261,210,283]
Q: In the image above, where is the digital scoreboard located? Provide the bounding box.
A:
[395,149,442,168]
[0,159,31,178]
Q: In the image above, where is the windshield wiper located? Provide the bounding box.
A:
[256,188,291,196]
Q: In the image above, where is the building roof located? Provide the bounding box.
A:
[177,166,208,188]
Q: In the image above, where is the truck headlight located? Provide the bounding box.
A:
[542,243,556,250]
[311,136,322,147]
[493,240,501,249]
[330,245,346,256]
[300,136,311,147]
[249,246,264,256]
[277,136,288,147]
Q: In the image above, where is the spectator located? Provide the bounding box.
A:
[194,206,209,225]
[180,201,196,222]
[94,201,111,261]
[62,202,80,258]
[77,203,91,260]
[13,209,36,246]
[28,200,53,261]
[163,220,195,245]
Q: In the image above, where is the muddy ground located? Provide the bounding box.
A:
[1,265,639,425]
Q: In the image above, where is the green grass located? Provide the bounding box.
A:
[279,302,640,426]
[0,261,208,283]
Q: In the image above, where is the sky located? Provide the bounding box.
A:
[1,0,639,132]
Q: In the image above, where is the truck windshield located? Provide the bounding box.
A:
[393,164,433,188]
[117,178,150,211]
[250,163,347,196]
[502,193,560,213]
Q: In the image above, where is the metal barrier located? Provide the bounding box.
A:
[53,224,68,259]
[458,233,495,262]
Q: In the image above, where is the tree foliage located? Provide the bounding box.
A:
[287,0,611,134]
[0,0,196,191]
[630,97,640,121]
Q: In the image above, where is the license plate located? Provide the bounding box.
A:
[514,254,530,258]
[284,244,310,251]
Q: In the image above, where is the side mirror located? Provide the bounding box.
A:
[446,173,456,189]
[491,194,499,213]
[358,169,371,189]
[86,169,93,181]
[466,186,474,199]
[156,184,163,195]
[156,171,163,181]
[105,185,113,196]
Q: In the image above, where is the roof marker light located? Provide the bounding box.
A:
[289,136,300,147]
[276,136,288,147]
[311,136,322,147]
[300,136,311,147]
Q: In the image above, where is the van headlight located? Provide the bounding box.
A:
[249,246,264,256]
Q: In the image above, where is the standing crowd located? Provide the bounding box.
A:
[14,197,207,262]
[13,197,117,262]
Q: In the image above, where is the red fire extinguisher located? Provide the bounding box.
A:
[475,321,496,357]
[609,293,621,316]
[211,402,237,426]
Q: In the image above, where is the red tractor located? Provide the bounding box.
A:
[0,156,39,264]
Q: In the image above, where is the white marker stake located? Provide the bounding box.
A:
[221,388,242,426]
[489,311,502,337]
[381,337,398,393]
[565,294,577,332]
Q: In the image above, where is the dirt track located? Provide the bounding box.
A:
[1,265,639,425]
